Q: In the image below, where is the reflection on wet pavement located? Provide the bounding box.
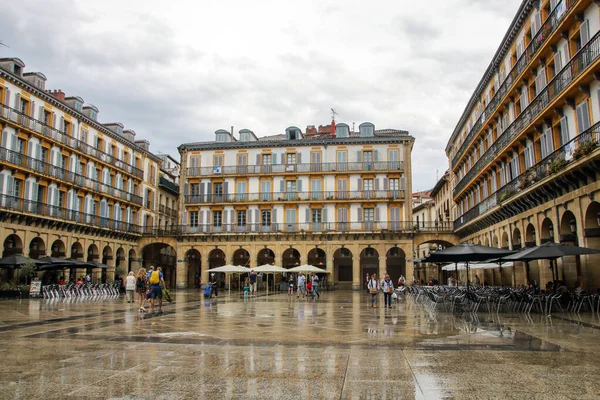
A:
[0,290,599,399]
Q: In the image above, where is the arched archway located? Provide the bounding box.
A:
[492,234,499,248]
[186,249,201,288]
[501,232,509,249]
[257,247,275,266]
[29,237,46,259]
[282,247,300,269]
[584,201,600,231]
[307,247,326,268]
[386,246,405,284]
[559,210,580,285]
[540,218,554,243]
[484,236,490,246]
[207,248,226,289]
[583,201,600,290]
[560,210,578,243]
[128,248,137,274]
[101,246,113,283]
[116,247,125,270]
[525,223,536,247]
[232,248,250,267]
[360,246,379,289]
[333,247,353,287]
[142,243,177,288]
[512,228,522,250]
[71,242,83,260]
[50,240,66,258]
[3,234,23,257]
[87,244,99,262]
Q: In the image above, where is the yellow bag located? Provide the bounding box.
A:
[370,287,378,294]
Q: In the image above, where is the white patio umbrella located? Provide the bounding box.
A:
[287,264,330,273]
[207,264,250,291]
[441,262,514,271]
[253,264,287,295]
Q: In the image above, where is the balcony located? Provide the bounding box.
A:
[0,194,142,234]
[0,147,143,205]
[159,205,166,214]
[184,190,406,204]
[0,104,144,179]
[452,0,577,168]
[454,28,600,197]
[141,220,455,236]
[454,121,600,231]
[186,161,404,177]
[159,176,179,194]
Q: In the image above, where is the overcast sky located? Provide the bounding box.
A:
[2,0,521,191]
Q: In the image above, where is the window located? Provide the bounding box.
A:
[516,40,525,58]
[261,180,272,201]
[500,161,507,186]
[190,211,198,227]
[213,211,222,227]
[237,210,246,226]
[524,141,534,169]
[554,49,563,76]
[312,209,321,223]
[213,182,223,201]
[530,11,541,37]
[311,179,322,200]
[535,68,546,96]
[487,130,493,148]
[363,178,373,194]
[540,128,554,159]
[576,99,591,134]
[364,208,374,229]
[580,20,590,47]
[519,86,529,112]
[509,155,520,180]
[43,110,51,125]
[262,154,272,164]
[261,210,271,226]
[286,153,296,165]
[559,116,570,145]
[336,151,347,171]
[213,155,223,166]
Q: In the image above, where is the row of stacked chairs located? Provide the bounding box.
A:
[42,283,121,299]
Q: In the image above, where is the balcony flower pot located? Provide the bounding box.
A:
[548,158,568,175]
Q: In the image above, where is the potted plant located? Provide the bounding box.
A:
[573,140,598,159]
[548,158,568,174]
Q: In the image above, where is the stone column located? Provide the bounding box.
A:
[176,246,188,289]
[351,243,361,290]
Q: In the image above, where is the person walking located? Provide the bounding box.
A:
[136,268,147,312]
[381,273,394,308]
[124,271,136,303]
[297,273,306,299]
[249,269,257,296]
[148,266,166,314]
[288,273,295,295]
[367,274,379,308]
[311,273,320,299]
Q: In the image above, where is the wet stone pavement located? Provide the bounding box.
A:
[0,290,599,399]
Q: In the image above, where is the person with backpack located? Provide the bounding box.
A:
[367,274,379,308]
[381,273,394,309]
[147,266,166,314]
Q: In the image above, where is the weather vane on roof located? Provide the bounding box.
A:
[330,108,338,123]
[0,41,9,48]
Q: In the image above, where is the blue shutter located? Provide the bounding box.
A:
[280,180,284,193]
[356,151,362,162]
[297,152,302,164]
[305,208,310,223]
[357,207,362,222]
[256,154,260,165]
[297,180,302,193]
[322,207,327,223]
[24,181,30,201]
[375,207,380,222]
[384,178,389,190]
[224,182,229,195]
[272,153,277,164]
[358,178,362,191]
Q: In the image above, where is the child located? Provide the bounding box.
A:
[288,274,295,295]
[243,276,250,298]
[306,281,313,299]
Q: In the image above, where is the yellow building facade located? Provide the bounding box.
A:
[446,0,600,289]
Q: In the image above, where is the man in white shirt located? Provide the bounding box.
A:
[297,273,306,298]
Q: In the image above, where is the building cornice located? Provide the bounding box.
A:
[0,68,162,163]
[445,0,535,153]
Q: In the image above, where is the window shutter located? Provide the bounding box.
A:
[305,208,310,223]
[374,178,379,190]
[14,93,20,113]
[374,150,379,161]
[400,176,406,190]
[562,43,569,63]
[337,208,343,224]
[0,175,6,198]
[357,178,362,191]
[198,210,203,226]
[560,116,569,144]
[24,181,30,201]
[383,178,389,190]
[580,20,590,45]
[279,180,284,193]
[297,180,302,193]
[356,151,362,162]
[272,153,277,164]
[256,154,260,165]
[322,207,327,223]
[230,210,234,227]
[357,207,362,222]
[7,175,14,198]
[255,209,260,227]
[182,210,188,226]
[4,89,10,107]
[54,188,59,208]
[224,182,229,195]
[375,207,380,222]
[297,152,301,164]
[1,131,8,149]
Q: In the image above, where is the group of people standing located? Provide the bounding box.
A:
[367,273,397,308]
[288,272,321,299]
[123,266,166,314]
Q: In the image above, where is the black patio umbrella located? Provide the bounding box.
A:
[36,257,88,271]
[497,242,600,282]
[0,255,48,268]
[423,244,515,290]
[85,261,112,269]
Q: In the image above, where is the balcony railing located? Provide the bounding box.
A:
[186,161,404,177]
[184,190,406,204]
[0,194,142,234]
[0,147,143,205]
[454,121,600,230]
[452,0,576,168]
[454,28,600,196]
[0,104,144,179]
[159,176,179,194]
[141,220,453,236]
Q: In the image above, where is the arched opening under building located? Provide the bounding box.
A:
[101,246,113,283]
[142,243,177,288]
[116,247,125,271]
[29,237,46,259]
[282,247,300,269]
[50,239,66,258]
[257,247,275,266]
[307,247,326,269]
[232,248,250,267]
[360,247,379,289]
[333,247,353,288]
[186,249,201,288]
[386,246,405,284]
[208,248,226,289]
[492,234,499,248]
[417,240,454,284]
[500,232,509,249]
[540,217,554,243]
[583,201,600,290]
[512,228,522,250]
[3,234,23,257]
[559,210,580,285]
[525,224,536,247]
[128,249,137,275]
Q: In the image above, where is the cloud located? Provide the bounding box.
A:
[1,0,522,191]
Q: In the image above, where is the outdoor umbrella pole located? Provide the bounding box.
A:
[513,264,517,288]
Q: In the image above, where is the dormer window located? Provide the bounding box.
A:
[90,110,97,121]
[359,122,375,137]
[285,126,302,140]
[335,123,349,138]
[13,65,21,75]
[215,129,232,143]
[75,102,82,112]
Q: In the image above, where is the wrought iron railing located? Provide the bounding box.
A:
[186,161,404,177]
[454,121,600,230]
[451,0,576,167]
[141,220,454,236]
[159,176,179,193]
[454,28,600,196]
[0,194,142,234]
[0,147,143,205]
[184,190,406,204]
[0,104,144,178]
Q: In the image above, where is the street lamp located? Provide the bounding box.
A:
[549,225,554,239]
[569,219,576,234]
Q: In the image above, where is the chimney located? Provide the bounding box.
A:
[331,118,336,137]
[47,89,66,102]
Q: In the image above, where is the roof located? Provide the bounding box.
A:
[430,170,449,198]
